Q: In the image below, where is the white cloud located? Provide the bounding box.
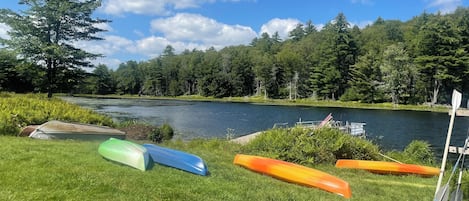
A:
[350,20,373,29]
[92,57,123,70]
[428,0,462,13]
[133,36,170,58]
[76,35,134,56]
[259,18,301,39]
[151,13,257,46]
[101,0,244,16]
[133,36,206,58]
[72,34,137,69]
[97,2,261,61]
[71,13,258,67]
[104,35,136,53]
[102,0,172,16]
[133,30,145,38]
[151,13,218,41]
[0,23,11,39]
[94,22,114,32]
[133,15,330,59]
[315,23,325,31]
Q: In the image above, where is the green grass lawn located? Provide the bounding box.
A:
[0,136,440,201]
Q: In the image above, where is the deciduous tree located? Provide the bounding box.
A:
[381,43,417,104]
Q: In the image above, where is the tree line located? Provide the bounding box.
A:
[2,2,469,105]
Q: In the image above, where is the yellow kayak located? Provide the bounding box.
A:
[335,159,439,177]
[234,154,352,198]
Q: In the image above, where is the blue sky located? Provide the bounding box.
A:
[0,0,468,69]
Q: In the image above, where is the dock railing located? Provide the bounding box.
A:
[295,120,366,137]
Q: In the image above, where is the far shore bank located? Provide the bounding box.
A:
[65,94,451,113]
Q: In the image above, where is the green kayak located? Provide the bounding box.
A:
[98,138,150,171]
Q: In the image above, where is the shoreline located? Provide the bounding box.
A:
[66,94,451,113]
[230,131,264,145]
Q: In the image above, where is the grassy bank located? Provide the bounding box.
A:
[0,93,462,200]
[71,94,451,113]
[0,93,114,135]
[1,136,439,201]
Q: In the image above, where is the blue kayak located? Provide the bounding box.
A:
[143,144,208,176]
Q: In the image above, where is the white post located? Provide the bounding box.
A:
[434,89,462,197]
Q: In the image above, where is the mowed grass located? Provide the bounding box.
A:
[0,136,441,201]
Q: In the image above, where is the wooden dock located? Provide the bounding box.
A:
[450,109,469,117]
[447,109,469,155]
[449,146,469,155]
[296,120,366,137]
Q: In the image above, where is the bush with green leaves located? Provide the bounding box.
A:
[242,127,381,165]
[403,140,435,165]
[384,140,435,165]
[147,123,174,143]
[148,128,163,143]
[160,123,174,141]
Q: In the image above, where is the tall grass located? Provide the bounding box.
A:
[0,93,114,135]
[0,136,444,201]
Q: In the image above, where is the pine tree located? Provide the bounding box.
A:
[415,13,464,105]
[0,0,109,97]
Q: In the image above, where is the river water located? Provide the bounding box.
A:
[61,97,469,154]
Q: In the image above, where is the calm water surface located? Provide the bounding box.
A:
[62,97,469,154]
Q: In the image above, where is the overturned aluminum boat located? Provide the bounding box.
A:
[29,120,126,140]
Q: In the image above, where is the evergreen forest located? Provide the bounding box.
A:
[2,7,469,105]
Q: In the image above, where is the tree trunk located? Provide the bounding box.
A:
[256,79,261,96]
[430,80,440,106]
[47,58,53,98]
[391,90,398,105]
[293,71,299,100]
[192,82,196,95]
[293,79,298,100]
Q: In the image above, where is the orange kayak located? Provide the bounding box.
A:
[335,159,439,177]
[233,154,352,198]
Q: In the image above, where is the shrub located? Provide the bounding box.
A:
[0,113,23,136]
[403,140,435,165]
[242,127,380,165]
[116,120,174,142]
[148,128,163,143]
[160,123,174,141]
[340,87,361,102]
[385,140,435,165]
[147,123,174,143]
[118,120,157,140]
[0,93,114,135]
[242,128,298,160]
